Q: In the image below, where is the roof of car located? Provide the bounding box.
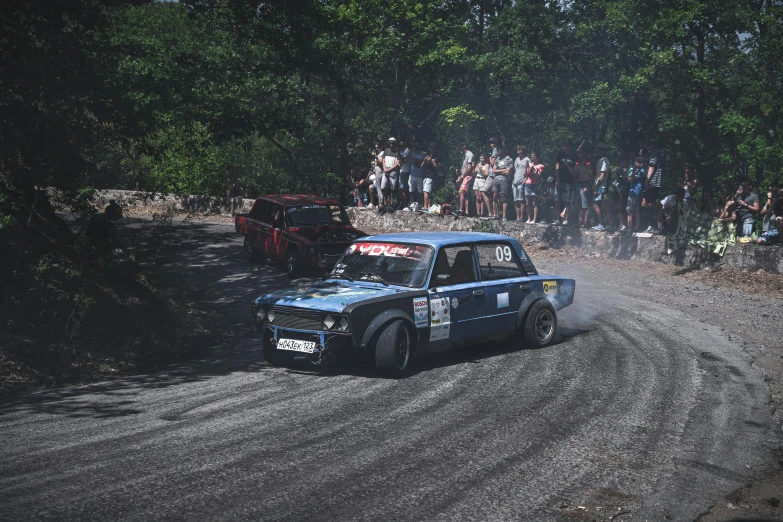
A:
[258,194,341,206]
[358,231,519,248]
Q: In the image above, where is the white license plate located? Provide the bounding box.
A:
[277,338,316,353]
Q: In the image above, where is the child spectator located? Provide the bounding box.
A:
[473,154,490,217]
[757,183,782,246]
[625,156,645,231]
[525,151,544,224]
[591,142,610,231]
[512,145,531,222]
[682,162,698,207]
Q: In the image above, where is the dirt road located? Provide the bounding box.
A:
[1,218,780,521]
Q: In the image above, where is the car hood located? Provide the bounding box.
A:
[257,280,407,313]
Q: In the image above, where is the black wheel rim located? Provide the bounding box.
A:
[396,327,410,369]
[535,308,555,343]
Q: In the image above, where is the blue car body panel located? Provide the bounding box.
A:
[252,232,575,360]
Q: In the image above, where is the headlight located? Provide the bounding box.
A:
[267,310,276,323]
[256,308,265,321]
[323,315,335,330]
[339,317,349,331]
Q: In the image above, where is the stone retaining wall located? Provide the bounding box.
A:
[93,189,254,216]
[345,207,783,274]
[90,189,783,273]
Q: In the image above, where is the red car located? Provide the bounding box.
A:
[235,194,366,278]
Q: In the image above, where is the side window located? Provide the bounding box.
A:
[329,205,346,223]
[270,204,284,228]
[476,243,526,281]
[430,246,477,287]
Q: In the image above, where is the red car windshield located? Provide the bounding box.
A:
[285,204,350,227]
[330,243,434,288]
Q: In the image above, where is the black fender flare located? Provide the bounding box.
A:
[516,291,548,330]
[361,309,417,349]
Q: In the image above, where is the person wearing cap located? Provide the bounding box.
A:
[591,142,610,231]
[379,137,400,208]
[491,145,513,219]
[553,140,577,225]
[643,136,666,232]
[420,142,441,210]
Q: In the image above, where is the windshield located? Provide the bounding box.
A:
[285,204,350,227]
[330,242,434,288]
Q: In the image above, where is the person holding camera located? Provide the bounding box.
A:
[757,183,782,246]
[734,179,760,237]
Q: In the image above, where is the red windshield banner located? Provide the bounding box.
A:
[346,243,428,259]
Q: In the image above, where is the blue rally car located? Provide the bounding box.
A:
[252,232,575,377]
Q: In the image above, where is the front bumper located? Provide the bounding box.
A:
[266,325,354,364]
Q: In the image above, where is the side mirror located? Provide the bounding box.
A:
[436,274,451,284]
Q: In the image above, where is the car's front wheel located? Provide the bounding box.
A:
[523,300,557,348]
[375,319,413,378]
[286,248,303,278]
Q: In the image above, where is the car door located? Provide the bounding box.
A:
[475,241,531,334]
[265,203,286,261]
[427,245,487,344]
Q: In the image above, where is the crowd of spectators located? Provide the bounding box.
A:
[346,136,782,247]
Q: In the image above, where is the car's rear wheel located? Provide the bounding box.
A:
[523,300,557,348]
[262,334,296,367]
[375,319,412,378]
[286,248,303,278]
[243,235,259,262]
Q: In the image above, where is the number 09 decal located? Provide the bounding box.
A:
[495,245,513,262]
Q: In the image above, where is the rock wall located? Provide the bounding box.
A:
[93,189,255,216]
[345,207,783,274]
[87,189,783,273]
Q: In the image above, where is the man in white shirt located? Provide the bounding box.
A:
[512,144,531,222]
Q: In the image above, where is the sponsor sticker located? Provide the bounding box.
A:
[497,292,509,309]
[430,297,450,341]
[451,297,459,309]
[412,297,429,328]
[543,280,558,295]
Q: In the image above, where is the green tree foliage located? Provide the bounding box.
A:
[2,0,783,200]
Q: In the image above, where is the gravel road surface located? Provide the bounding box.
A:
[1,218,780,521]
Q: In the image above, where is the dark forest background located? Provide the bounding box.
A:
[1,0,782,387]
